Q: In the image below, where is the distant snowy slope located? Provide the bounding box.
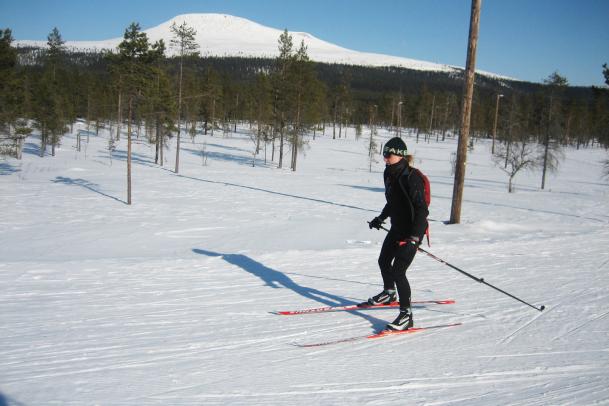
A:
[15,13,464,74]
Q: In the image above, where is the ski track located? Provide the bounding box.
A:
[497,305,551,345]
[552,310,609,341]
[125,365,609,405]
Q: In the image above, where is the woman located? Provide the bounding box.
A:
[364,137,429,330]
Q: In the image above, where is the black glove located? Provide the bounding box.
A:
[369,217,384,230]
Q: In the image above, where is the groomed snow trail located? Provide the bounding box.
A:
[1,124,608,405]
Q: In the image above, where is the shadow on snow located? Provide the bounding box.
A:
[176,173,377,213]
[108,149,156,167]
[52,176,125,204]
[0,162,20,176]
[192,248,389,330]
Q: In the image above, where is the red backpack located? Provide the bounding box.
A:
[410,168,431,207]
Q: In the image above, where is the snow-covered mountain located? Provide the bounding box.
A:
[15,13,472,76]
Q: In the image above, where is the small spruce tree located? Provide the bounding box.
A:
[170,21,199,174]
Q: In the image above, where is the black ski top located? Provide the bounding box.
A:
[379,159,429,240]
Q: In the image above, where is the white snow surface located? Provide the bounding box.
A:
[1,123,609,405]
[14,13,511,79]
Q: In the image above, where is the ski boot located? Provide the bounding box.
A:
[386,308,413,331]
[358,290,397,307]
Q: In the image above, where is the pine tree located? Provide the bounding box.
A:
[333,70,352,139]
[540,71,568,190]
[0,28,24,157]
[415,85,433,142]
[252,73,273,165]
[290,40,310,171]
[290,40,325,170]
[273,29,294,168]
[170,21,199,173]
[151,67,176,166]
[200,67,222,136]
[306,75,327,140]
[46,27,65,81]
[32,70,66,157]
[30,27,69,157]
[181,70,200,143]
[0,29,16,71]
[111,22,165,204]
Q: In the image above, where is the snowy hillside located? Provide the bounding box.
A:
[1,124,609,404]
[16,13,479,76]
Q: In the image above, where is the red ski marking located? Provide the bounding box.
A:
[296,323,462,347]
[276,299,455,316]
[367,323,462,339]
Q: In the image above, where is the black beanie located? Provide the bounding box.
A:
[383,137,408,157]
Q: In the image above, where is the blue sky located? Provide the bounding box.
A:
[2,0,608,86]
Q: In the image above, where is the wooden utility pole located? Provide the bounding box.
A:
[449,0,482,224]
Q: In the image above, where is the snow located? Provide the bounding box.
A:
[1,123,609,405]
[14,13,512,80]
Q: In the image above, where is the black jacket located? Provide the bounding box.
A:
[379,160,429,240]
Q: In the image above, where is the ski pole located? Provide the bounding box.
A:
[369,222,545,312]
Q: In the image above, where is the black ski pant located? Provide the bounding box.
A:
[378,229,417,310]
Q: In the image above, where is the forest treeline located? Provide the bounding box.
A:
[1,23,608,170]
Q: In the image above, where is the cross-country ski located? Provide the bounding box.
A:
[275,299,455,315]
[296,323,463,347]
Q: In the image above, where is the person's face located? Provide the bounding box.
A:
[383,154,402,165]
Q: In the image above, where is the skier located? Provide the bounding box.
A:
[364,137,429,330]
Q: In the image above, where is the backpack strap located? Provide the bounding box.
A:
[398,167,431,246]
[397,167,416,223]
